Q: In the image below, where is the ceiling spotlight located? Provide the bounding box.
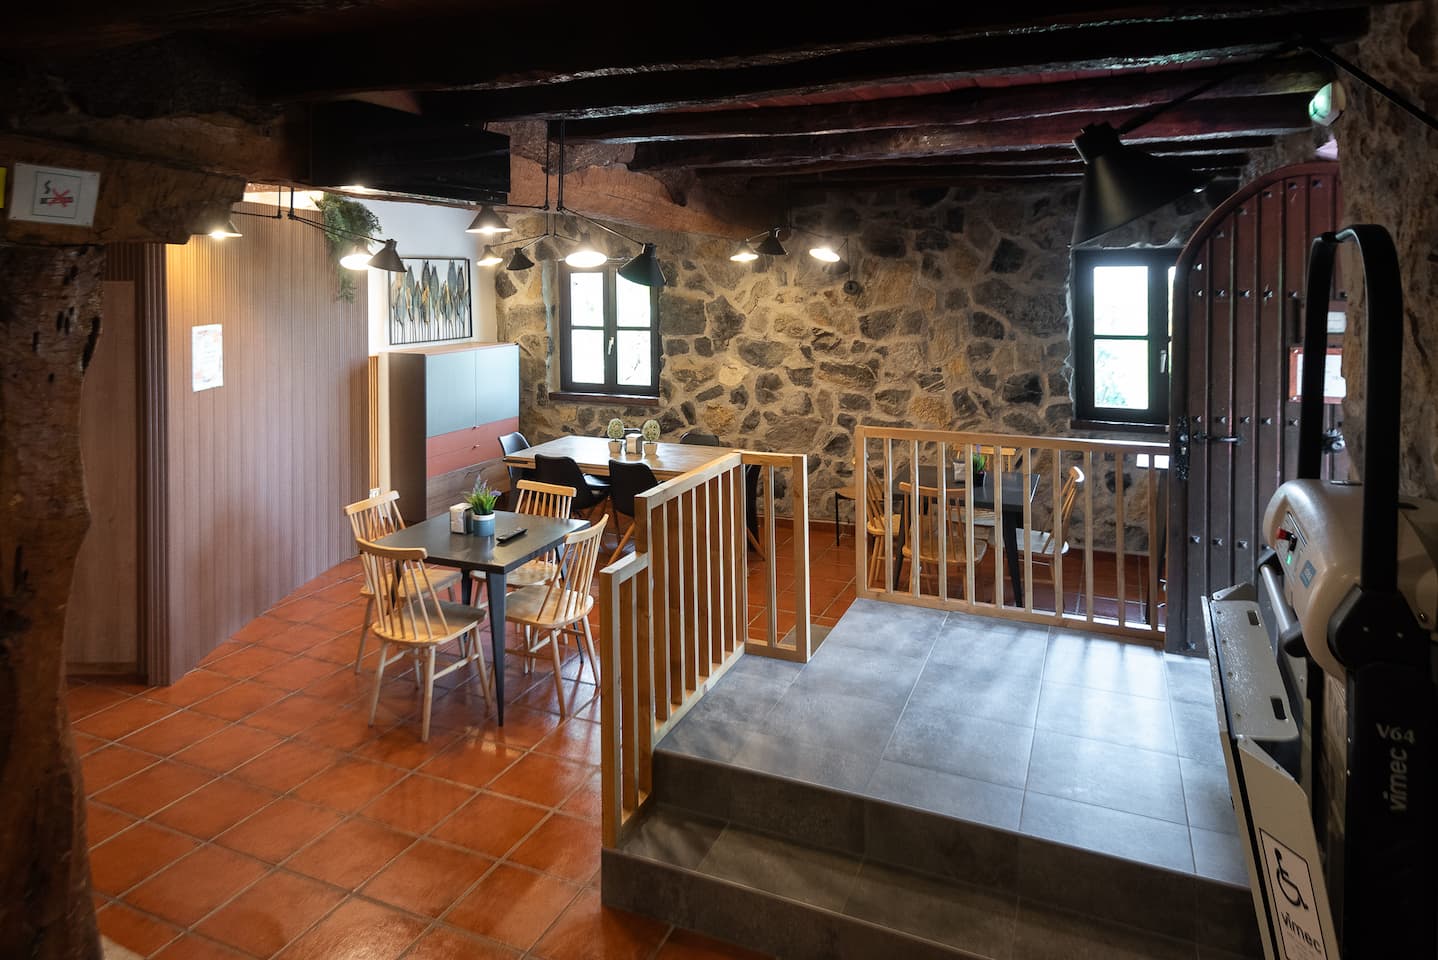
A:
[1071,122,1207,245]
[368,239,405,273]
[565,232,608,269]
[505,247,535,271]
[755,228,787,257]
[808,243,842,263]
[477,245,504,267]
[339,242,373,270]
[618,243,667,288]
[730,241,759,263]
[466,205,512,235]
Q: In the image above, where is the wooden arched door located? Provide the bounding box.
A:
[1168,162,1347,653]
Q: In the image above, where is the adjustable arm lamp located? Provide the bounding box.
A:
[1072,37,1438,246]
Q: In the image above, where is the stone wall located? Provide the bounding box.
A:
[494,183,1212,547]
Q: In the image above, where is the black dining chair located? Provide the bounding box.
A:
[498,431,533,509]
[605,459,661,564]
[680,431,765,557]
[534,453,610,522]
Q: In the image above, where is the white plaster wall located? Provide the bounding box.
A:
[362,198,499,353]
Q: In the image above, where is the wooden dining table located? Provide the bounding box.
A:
[377,509,586,725]
[503,435,738,481]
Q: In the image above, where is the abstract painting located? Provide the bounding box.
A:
[388,256,473,345]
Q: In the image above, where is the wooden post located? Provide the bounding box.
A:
[0,244,105,960]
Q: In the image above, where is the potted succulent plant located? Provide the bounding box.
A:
[641,418,661,450]
[606,418,626,454]
[970,451,988,487]
[464,478,500,536]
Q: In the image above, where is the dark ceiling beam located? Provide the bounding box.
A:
[748,160,1244,182]
[630,96,1312,171]
[266,7,1370,113]
[739,151,1255,180]
[564,60,1329,144]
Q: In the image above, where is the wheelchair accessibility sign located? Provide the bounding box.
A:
[1259,829,1328,960]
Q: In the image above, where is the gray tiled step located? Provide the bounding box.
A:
[605,804,1254,960]
[650,748,1261,957]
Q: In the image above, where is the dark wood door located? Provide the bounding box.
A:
[1169,162,1347,653]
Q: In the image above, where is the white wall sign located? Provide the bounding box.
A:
[192,325,223,392]
[8,164,101,227]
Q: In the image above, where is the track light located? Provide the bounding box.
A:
[505,247,535,271]
[339,243,373,270]
[730,241,759,263]
[618,243,666,288]
[477,245,503,267]
[466,205,511,235]
[755,228,787,257]
[368,239,405,273]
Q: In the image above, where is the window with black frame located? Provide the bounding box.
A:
[1071,248,1176,427]
[559,263,660,397]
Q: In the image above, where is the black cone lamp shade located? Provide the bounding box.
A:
[369,239,405,273]
[756,228,787,257]
[618,243,666,287]
[505,247,535,271]
[1071,123,1208,245]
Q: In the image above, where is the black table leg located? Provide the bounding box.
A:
[834,492,841,546]
[460,572,473,605]
[1003,513,1023,607]
[486,570,507,725]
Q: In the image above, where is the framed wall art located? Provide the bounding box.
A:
[388,256,473,345]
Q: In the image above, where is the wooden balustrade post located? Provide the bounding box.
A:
[1115,454,1128,628]
[789,454,811,660]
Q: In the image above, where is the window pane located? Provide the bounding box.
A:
[616,275,652,328]
[570,328,605,384]
[1093,339,1150,410]
[569,272,604,328]
[617,331,653,387]
[1093,265,1149,335]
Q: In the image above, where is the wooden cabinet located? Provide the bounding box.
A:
[378,342,519,524]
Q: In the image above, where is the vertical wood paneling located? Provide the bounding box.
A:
[163,206,368,679]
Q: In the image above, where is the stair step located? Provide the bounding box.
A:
[606,803,1253,960]
[639,747,1260,958]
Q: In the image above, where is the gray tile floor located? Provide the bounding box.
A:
[661,598,1247,886]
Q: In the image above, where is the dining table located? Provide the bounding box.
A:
[891,466,1041,605]
[376,509,587,725]
[503,435,738,481]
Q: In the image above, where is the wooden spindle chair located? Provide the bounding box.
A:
[898,481,989,599]
[1023,466,1085,614]
[345,490,460,674]
[357,539,491,742]
[864,475,902,588]
[503,517,608,716]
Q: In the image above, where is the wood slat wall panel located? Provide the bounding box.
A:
[163,211,368,679]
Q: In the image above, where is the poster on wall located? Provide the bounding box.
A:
[388,256,473,345]
[192,324,223,392]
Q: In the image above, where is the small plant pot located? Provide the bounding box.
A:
[469,511,495,536]
[608,439,623,454]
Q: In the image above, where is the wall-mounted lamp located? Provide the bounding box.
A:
[808,241,843,263]
[203,215,243,239]
[477,245,504,267]
[729,241,759,263]
[565,230,608,268]
[755,228,787,257]
[505,247,536,271]
[619,243,666,287]
[339,242,373,270]
[367,239,405,273]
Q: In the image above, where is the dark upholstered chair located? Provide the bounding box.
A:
[534,453,610,520]
[679,431,764,557]
[605,459,661,564]
[498,431,533,509]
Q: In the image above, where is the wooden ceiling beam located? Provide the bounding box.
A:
[629,96,1312,171]
[564,60,1329,144]
[738,151,1256,180]
[748,160,1244,182]
[269,7,1369,113]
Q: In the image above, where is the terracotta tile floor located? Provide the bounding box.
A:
[75,548,785,960]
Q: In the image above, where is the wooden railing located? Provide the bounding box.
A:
[856,426,1169,643]
[598,450,811,845]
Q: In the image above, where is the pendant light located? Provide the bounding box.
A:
[477,245,504,267]
[339,242,373,270]
[1071,122,1206,245]
[466,205,512,235]
[205,216,243,239]
[368,239,405,273]
[755,228,787,257]
[565,230,608,269]
[618,243,666,288]
[730,241,759,263]
[505,247,535,271]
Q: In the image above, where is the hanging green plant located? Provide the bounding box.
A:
[314,193,382,302]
